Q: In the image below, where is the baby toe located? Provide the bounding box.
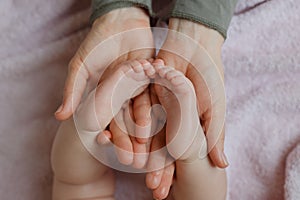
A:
[130,60,144,73]
[166,69,181,81]
[158,67,173,78]
[153,59,165,65]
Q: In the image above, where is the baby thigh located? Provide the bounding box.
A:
[51,118,115,200]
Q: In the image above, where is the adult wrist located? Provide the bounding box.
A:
[90,0,151,24]
[168,18,224,53]
[93,7,149,27]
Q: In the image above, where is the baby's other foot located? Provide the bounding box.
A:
[75,59,154,167]
[153,59,206,162]
[76,60,152,132]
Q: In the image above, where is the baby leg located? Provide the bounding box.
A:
[173,158,227,200]
[153,60,226,200]
[51,118,115,200]
[51,60,153,200]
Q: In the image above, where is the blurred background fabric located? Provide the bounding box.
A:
[0,0,299,199]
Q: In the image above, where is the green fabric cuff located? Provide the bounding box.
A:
[90,0,152,24]
[170,0,237,39]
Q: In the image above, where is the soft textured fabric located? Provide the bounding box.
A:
[0,0,299,200]
[223,0,300,199]
[91,0,237,38]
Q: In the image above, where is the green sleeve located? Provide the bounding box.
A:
[170,0,238,38]
[90,0,152,24]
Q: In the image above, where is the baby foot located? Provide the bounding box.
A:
[153,59,207,162]
[74,59,154,169]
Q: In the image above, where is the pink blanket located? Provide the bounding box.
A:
[0,0,299,199]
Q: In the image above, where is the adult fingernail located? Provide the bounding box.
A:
[160,187,166,196]
[149,174,159,188]
[153,176,159,186]
[97,131,110,145]
[153,170,161,176]
[221,152,229,166]
[147,173,153,183]
[55,104,63,114]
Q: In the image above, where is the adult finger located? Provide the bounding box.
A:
[110,114,134,166]
[130,136,150,169]
[144,84,167,177]
[145,129,167,189]
[208,126,228,168]
[124,101,151,169]
[149,83,166,129]
[152,161,175,200]
[55,53,89,120]
[123,100,135,136]
[133,88,152,143]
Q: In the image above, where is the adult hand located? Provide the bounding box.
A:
[155,18,228,168]
[54,6,157,167]
[55,7,154,120]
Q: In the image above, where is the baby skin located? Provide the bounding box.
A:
[51,59,153,200]
[51,59,226,200]
[152,59,227,200]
